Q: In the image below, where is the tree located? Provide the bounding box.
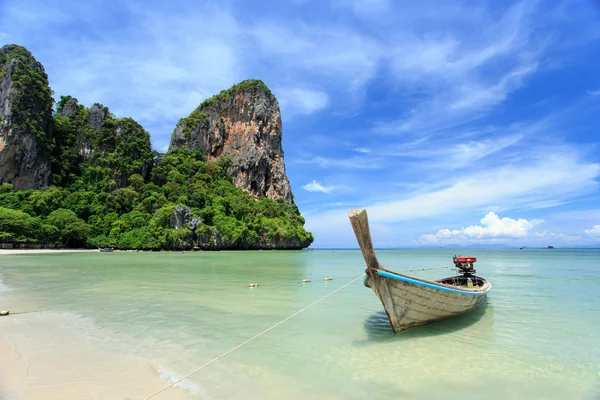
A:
[128,174,145,191]
[46,209,89,247]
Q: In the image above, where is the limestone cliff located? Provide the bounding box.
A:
[0,44,53,189]
[169,80,294,204]
[0,46,312,251]
[52,95,154,188]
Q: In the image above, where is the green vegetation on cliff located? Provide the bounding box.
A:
[199,79,276,109]
[51,96,154,189]
[178,108,209,139]
[0,46,312,250]
[173,79,275,140]
[0,147,312,249]
[0,44,53,138]
[0,92,312,249]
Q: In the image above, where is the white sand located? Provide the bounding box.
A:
[0,312,194,400]
[0,249,100,255]
[0,266,193,400]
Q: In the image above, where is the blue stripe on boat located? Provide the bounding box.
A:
[376,270,489,296]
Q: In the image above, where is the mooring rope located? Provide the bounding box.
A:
[0,309,50,316]
[142,273,366,400]
[10,309,50,315]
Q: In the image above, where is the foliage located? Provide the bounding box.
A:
[0,148,313,249]
[199,79,276,109]
[177,109,209,139]
[46,208,89,246]
[0,206,58,244]
[0,57,312,249]
[49,96,154,189]
[0,44,53,139]
[172,79,275,141]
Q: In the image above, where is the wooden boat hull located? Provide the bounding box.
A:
[347,208,491,333]
[365,269,490,332]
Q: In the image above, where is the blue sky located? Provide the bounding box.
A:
[1,0,600,248]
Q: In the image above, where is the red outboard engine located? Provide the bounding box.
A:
[453,255,476,275]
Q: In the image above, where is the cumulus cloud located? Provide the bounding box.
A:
[418,212,542,243]
[303,148,600,247]
[303,180,333,193]
[584,225,600,235]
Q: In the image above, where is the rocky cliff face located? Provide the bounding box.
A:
[169,205,311,250]
[55,97,109,162]
[169,80,294,204]
[0,44,53,189]
[0,45,312,251]
[52,95,154,188]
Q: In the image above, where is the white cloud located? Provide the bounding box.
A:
[448,63,538,112]
[379,1,546,136]
[0,0,386,149]
[304,148,600,244]
[447,135,522,164]
[418,212,542,243]
[365,151,599,223]
[303,180,333,193]
[584,225,600,235]
[0,0,584,150]
[0,1,244,148]
[382,133,524,170]
[276,87,329,116]
[551,209,600,221]
[297,155,383,169]
[534,231,582,242]
[523,200,567,210]
[2,0,599,250]
[250,23,381,93]
[588,90,600,96]
[340,0,392,20]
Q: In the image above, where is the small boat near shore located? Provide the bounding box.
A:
[348,209,491,333]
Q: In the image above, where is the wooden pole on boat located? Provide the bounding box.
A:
[348,209,382,270]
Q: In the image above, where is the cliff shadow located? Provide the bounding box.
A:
[355,301,492,345]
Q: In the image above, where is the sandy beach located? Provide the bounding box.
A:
[0,312,194,400]
[0,257,194,400]
[0,249,100,256]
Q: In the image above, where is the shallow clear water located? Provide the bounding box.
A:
[1,249,599,399]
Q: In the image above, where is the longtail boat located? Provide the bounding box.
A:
[348,209,491,333]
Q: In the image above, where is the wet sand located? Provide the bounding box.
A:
[0,248,194,400]
[0,312,194,400]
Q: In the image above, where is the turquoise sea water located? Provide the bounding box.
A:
[1,249,599,399]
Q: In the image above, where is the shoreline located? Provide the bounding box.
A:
[0,254,193,399]
[0,284,195,400]
[0,313,195,400]
[0,249,100,255]
[0,248,312,255]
